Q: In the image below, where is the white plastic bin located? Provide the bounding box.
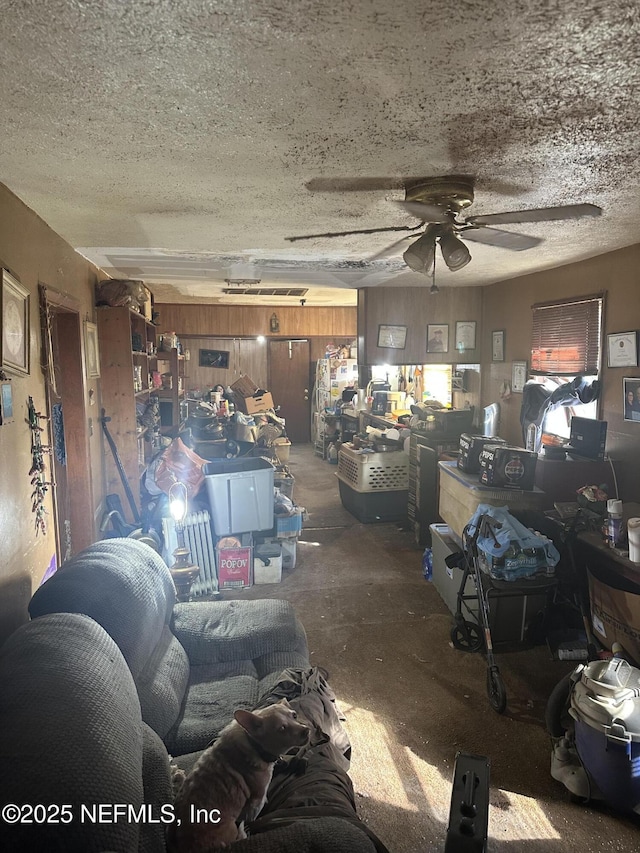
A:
[203,457,275,535]
[254,543,283,584]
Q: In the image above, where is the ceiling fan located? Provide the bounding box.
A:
[284,175,602,276]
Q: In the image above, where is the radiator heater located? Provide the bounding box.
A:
[162,510,218,596]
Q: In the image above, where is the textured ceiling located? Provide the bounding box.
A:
[1,1,640,306]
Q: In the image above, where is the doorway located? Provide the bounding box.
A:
[40,286,95,561]
[268,339,311,443]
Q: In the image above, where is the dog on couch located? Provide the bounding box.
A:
[168,699,309,851]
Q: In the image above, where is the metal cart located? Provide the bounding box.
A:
[448,513,558,713]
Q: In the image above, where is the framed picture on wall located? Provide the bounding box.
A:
[199,348,230,368]
[512,360,528,393]
[455,321,476,352]
[607,331,638,368]
[1,269,30,376]
[623,377,640,422]
[84,321,101,378]
[0,380,14,424]
[491,330,505,362]
[427,323,449,353]
[377,324,407,349]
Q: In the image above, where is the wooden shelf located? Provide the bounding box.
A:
[97,306,159,519]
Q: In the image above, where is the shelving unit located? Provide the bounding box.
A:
[97,306,158,520]
[155,347,187,432]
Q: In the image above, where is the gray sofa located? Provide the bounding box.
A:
[0,538,380,852]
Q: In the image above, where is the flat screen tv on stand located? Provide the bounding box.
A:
[564,416,607,461]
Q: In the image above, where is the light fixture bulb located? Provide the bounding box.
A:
[168,482,188,524]
[402,224,440,274]
[430,282,439,294]
[439,230,471,271]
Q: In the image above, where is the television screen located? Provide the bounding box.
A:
[566,416,607,460]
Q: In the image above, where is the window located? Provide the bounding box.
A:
[531,295,603,375]
[530,295,604,440]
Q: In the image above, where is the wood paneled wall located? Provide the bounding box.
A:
[155,304,356,339]
[358,286,483,365]
[177,334,356,394]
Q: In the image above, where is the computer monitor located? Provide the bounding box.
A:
[565,416,607,460]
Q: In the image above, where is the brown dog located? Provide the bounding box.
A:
[168,699,309,851]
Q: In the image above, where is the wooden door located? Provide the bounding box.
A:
[40,287,95,560]
[268,340,311,443]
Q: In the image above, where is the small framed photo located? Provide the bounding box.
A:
[455,321,476,352]
[427,323,449,353]
[512,360,528,393]
[1,269,30,376]
[84,321,101,378]
[0,380,14,424]
[607,332,638,368]
[492,330,505,362]
[623,377,640,422]
[377,324,407,349]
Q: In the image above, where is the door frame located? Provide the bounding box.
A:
[39,284,95,560]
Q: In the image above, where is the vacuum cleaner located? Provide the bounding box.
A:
[546,656,640,814]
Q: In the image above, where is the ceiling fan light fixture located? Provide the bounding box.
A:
[402,225,440,274]
[439,230,472,271]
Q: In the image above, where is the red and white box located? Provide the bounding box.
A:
[216,536,253,589]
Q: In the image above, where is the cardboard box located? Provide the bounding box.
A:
[588,567,640,666]
[231,375,259,397]
[230,375,275,414]
[216,544,253,589]
[239,392,275,415]
[479,445,538,491]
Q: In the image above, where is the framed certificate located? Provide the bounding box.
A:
[512,360,528,393]
[607,331,638,368]
[455,321,476,352]
[377,324,407,349]
[491,330,505,362]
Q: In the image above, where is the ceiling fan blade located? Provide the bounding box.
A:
[466,203,602,226]
[367,234,415,261]
[285,224,422,243]
[395,200,450,223]
[461,226,543,251]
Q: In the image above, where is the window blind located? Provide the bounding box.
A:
[530,295,603,375]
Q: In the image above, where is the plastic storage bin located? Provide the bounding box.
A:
[254,542,283,584]
[203,457,275,535]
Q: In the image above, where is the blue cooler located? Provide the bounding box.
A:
[570,658,640,814]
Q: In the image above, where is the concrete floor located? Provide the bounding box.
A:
[226,444,639,852]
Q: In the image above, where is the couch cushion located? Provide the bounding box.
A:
[0,613,146,852]
[171,598,308,664]
[29,538,176,679]
[165,660,260,754]
[137,625,190,738]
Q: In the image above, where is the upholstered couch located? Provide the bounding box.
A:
[0,538,380,852]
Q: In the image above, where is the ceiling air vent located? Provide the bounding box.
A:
[221,287,309,297]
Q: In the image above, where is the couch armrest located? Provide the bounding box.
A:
[171,599,308,665]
